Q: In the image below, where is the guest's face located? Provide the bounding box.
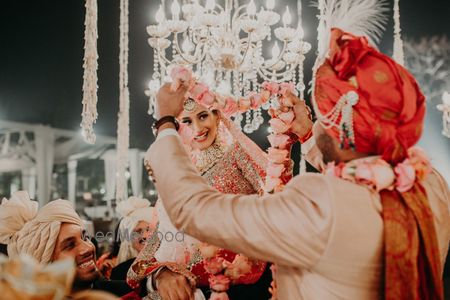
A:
[52,223,99,285]
[179,105,219,150]
[131,220,153,253]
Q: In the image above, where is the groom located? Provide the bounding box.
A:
[146,33,450,300]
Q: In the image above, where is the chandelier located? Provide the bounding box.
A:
[438,91,450,138]
[145,0,311,133]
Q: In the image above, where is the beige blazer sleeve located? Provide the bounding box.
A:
[147,135,332,268]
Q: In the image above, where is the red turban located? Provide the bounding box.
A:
[314,28,426,163]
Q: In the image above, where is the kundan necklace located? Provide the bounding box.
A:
[195,139,228,174]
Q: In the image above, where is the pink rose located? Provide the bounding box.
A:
[267,148,288,164]
[267,162,285,178]
[214,95,227,109]
[260,90,271,104]
[370,160,395,191]
[249,92,262,109]
[224,254,252,280]
[277,111,295,125]
[262,82,279,95]
[178,122,194,145]
[269,118,290,134]
[198,243,219,259]
[210,292,230,300]
[324,162,342,177]
[265,176,283,192]
[407,147,432,180]
[209,274,231,292]
[354,161,374,184]
[394,160,416,193]
[268,134,290,149]
[279,82,295,95]
[170,66,192,91]
[238,97,251,112]
[189,82,209,100]
[204,257,226,275]
[198,90,215,107]
[222,98,239,117]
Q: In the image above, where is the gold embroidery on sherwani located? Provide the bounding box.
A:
[381,110,397,121]
[374,70,389,83]
[348,76,359,88]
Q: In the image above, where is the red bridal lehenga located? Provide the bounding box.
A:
[127,116,274,300]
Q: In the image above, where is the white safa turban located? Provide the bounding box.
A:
[116,196,158,264]
[0,191,83,264]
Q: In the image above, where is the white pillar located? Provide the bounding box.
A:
[68,160,78,205]
[129,149,143,197]
[21,167,36,199]
[34,126,55,206]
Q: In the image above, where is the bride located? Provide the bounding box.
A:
[127,98,273,300]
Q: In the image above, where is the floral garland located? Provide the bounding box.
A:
[80,0,98,144]
[323,147,432,193]
[170,66,306,300]
[198,243,254,300]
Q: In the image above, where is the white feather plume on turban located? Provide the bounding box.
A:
[116,196,158,264]
[0,191,83,264]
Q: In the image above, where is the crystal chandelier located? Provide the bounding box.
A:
[437,91,450,138]
[145,0,311,133]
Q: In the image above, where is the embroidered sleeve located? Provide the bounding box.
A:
[232,143,265,194]
[127,222,161,288]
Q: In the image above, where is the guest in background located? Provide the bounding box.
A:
[109,196,158,281]
[0,191,133,297]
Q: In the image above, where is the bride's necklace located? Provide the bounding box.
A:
[195,139,227,174]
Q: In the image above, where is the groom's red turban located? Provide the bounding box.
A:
[314,28,426,163]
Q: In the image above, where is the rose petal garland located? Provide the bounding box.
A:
[170,66,306,300]
[323,147,432,193]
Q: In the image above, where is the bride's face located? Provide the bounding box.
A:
[179,105,219,150]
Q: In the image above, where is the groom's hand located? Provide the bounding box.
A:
[155,83,187,119]
[279,92,313,141]
[155,268,195,300]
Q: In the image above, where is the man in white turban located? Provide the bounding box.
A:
[116,196,158,265]
[0,191,84,265]
[104,196,158,281]
[0,191,132,297]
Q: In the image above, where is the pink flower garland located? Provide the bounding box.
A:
[263,82,297,193]
[198,243,253,300]
[323,147,432,193]
[171,66,300,300]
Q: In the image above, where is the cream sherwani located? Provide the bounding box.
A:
[146,133,450,300]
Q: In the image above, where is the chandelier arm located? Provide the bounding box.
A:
[237,34,254,66]
[156,49,174,65]
[255,63,299,83]
[231,4,250,26]
[263,40,289,69]
[173,33,205,65]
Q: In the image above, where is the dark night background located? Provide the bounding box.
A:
[0,0,449,151]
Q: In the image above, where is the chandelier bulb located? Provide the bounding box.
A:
[266,0,275,10]
[271,42,280,59]
[282,6,292,27]
[155,4,165,23]
[171,0,181,20]
[205,0,215,11]
[247,0,256,16]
